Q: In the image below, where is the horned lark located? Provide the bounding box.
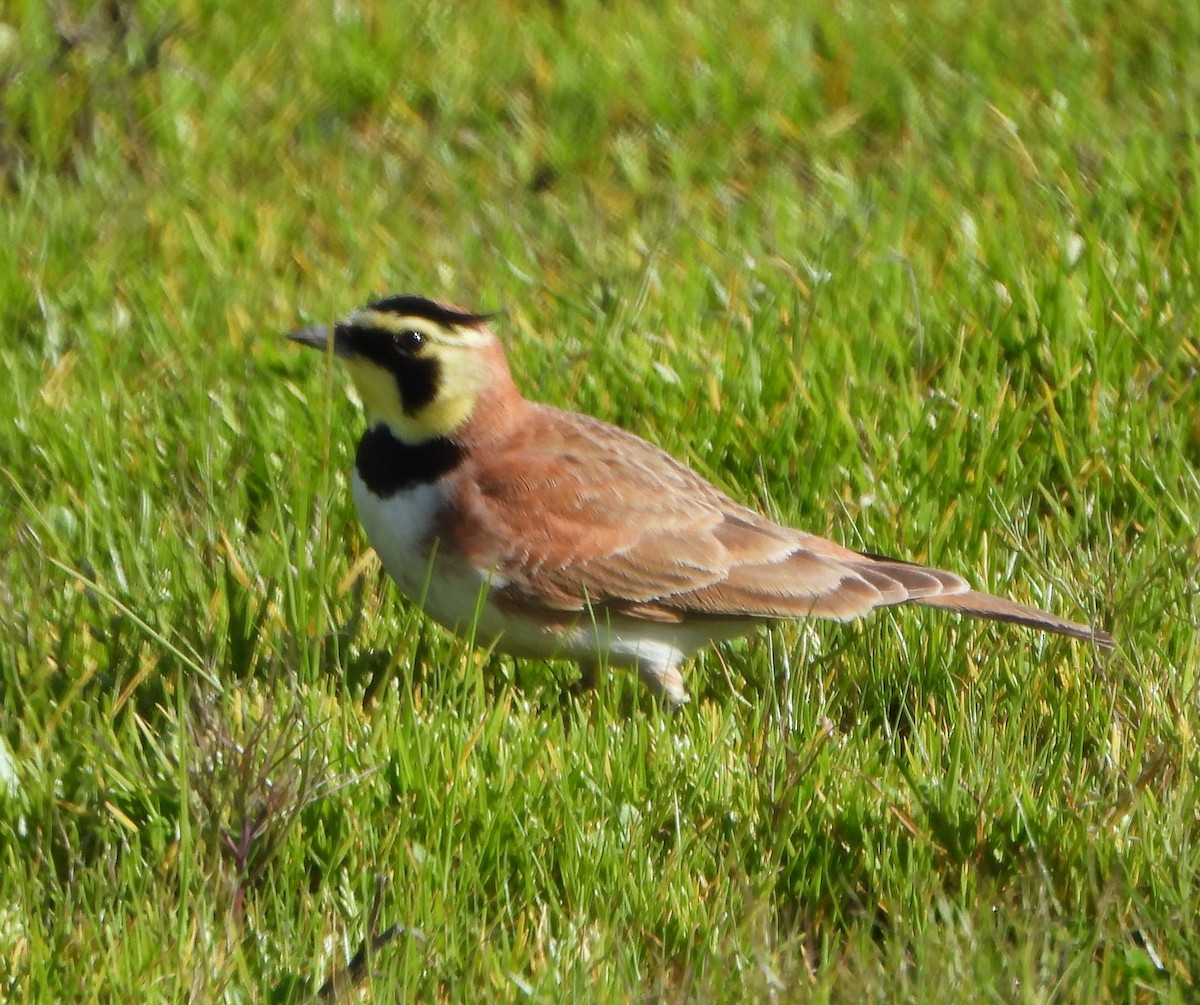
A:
[289,294,1113,706]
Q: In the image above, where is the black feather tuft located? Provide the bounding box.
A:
[366,294,492,328]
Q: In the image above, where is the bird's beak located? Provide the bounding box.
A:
[286,324,353,358]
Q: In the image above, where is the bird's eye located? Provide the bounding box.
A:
[394,329,426,355]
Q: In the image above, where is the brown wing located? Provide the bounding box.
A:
[442,405,1111,644]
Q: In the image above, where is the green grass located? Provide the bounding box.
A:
[2,0,1198,1000]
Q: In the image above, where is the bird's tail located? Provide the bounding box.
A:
[914,589,1114,648]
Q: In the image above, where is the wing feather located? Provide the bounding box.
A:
[440,404,1108,644]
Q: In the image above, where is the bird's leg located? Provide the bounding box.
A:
[635,659,690,709]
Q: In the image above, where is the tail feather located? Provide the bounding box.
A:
[915,589,1114,648]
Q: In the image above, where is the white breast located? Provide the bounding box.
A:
[351,472,546,652]
[351,472,443,599]
[351,471,498,633]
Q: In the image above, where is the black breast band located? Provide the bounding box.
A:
[355,424,465,495]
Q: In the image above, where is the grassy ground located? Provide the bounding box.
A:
[2,0,1198,1000]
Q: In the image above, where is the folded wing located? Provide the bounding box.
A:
[442,404,1110,646]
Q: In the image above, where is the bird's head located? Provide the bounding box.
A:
[288,294,513,443]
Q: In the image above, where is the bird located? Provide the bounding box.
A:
[288,294,1114,707]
